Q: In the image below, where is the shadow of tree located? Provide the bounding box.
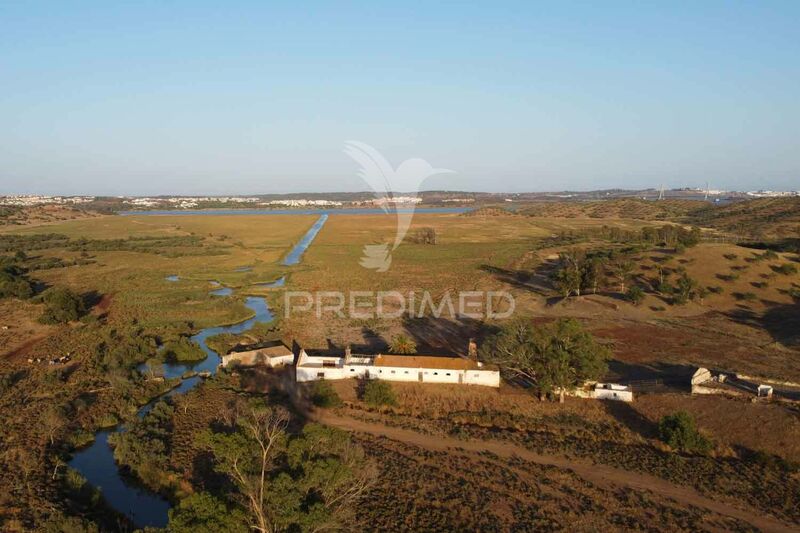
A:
[601,400,659,440]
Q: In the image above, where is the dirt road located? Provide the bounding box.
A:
[315,412,796,533]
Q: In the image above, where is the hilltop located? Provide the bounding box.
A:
[518,198,705,220]
[688,197,800,239]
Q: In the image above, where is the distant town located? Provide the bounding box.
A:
[2,188,798,210]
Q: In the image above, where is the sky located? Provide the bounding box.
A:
[1,1,798,195]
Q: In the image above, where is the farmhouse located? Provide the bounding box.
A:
[221,342,295,368]
[295,346,501,387]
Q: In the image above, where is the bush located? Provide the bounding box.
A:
[772,263,798,275]
[723,253,738,261]
[362,380,396,408]
[658,411,712,454]
[38,287,86,324]
[388,334,417,355]
[625,286,645,305]
[708,285,724,294]
[310,380,342,408]
[163,337,206,362]
[734,292,758,302]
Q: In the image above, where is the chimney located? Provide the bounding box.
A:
[344,345,352,363]
[468,338,478,361]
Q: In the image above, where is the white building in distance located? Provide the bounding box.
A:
[295,346,500,387]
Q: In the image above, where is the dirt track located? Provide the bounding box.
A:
[316,412,796,533]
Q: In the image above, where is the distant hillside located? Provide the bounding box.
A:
[518,199,704,221]
[688,197,800,239]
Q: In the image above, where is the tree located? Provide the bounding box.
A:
[552,251,583,298]
[42,404,66,446]
[388,334,416,354]
[411,227,437,245]
[626,285,645,305]
[168,492,248,533]
[611,260,635,293]
[362,380,397,408]
[581,256,603,295]
[658,411,711,454]
[199,404,375,533]
[674,272,698,305]
[38,287,86,324]
[481,318,610,402]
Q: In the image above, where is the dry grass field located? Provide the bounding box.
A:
[1,206,799,531]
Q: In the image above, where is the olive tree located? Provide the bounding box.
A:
[481,318,609,402]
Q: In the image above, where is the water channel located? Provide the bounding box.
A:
[68,215,327,528]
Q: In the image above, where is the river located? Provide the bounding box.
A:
[68,215,327,529]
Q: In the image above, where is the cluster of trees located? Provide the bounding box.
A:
[593,224,701,250]
[162,336,206,362]
[194,402,376,533]
[481,318,609,402]
[0,256,35,299]
[551,249,635,298]
[38,287,87,324]
[0,233,70,253]
[110,400,174,489]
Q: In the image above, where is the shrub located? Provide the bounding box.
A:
[38,287,86,324]
[772,263,798,275]
[625,286,645,305]
[723,253,738,261]
[708,286,724,294]
[734,292,757,302]
[388,334,417,355]
[310,380,342,408]
[163,337,206,362]
[658,411,712,454]
[362,380,396,408]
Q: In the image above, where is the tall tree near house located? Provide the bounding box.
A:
[611,259,635,293]
[481,318,609,402]
[388,334,417,354]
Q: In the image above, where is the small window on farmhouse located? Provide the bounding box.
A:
[323,360,336,368]
[391,370,395,374]
[350,368,355,372]
[404,371,409,374]
[446,373,451,376]
[317,372,325,378]
[434,372,438,376]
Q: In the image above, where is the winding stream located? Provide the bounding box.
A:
[68,215,327,529]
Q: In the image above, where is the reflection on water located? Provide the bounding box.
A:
[283,214,327,265]
[165,275,179,282]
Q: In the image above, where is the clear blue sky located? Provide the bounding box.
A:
[1,1,798,195]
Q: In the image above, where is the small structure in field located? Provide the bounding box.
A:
[758,384,774,398]
[593,382,634,402]
[221,342,294,368]
[295,344,500,387]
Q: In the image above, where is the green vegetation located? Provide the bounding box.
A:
[168,492,248,533]
[772,263,798,275]
[162,336,206,362]
[481,318,609,402]
[0,257,35,299]
[388,334,417,354]
[309,380,342,408]
[658,411,712,454]
[38,287,87,324]
[361,380,397,408]
[197,403,375,532]
[625,285,645,305]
